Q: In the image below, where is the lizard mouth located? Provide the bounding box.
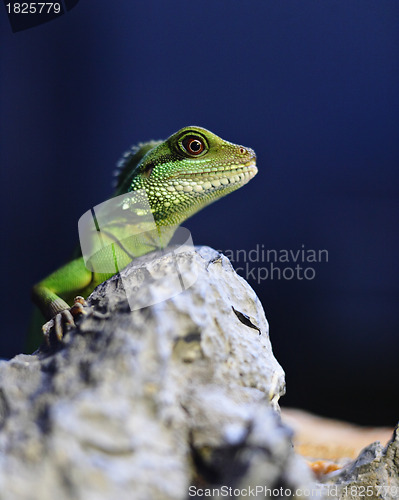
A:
[177,161,258,185]
[160,160,257,198]
[170,161,258,191]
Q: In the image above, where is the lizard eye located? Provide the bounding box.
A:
[181,136,206,156]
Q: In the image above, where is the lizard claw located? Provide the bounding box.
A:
[69,296,88,317]
[42,296,89,345]
[42,318,55,346]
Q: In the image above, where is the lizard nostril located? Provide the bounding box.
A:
[239,147,247,154]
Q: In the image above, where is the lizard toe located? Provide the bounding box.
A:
[42,299,88,346]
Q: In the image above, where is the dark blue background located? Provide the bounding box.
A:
[1,1,398,425]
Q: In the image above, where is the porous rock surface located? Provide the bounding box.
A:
[322,425,399,500]
[0,246,316,500]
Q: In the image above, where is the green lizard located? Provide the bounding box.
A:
[30,126,257,349]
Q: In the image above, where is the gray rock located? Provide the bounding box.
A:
[321,425,399,500]
[0,246,317,500]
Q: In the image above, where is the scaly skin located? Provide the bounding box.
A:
[31,126,257,346]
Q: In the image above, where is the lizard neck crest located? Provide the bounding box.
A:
[114,140,162,195]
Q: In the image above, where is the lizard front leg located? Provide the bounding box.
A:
[31,257,93,344]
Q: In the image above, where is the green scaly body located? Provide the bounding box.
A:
[30,126,257,349]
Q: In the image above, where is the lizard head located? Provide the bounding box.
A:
[127,126,258,226]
